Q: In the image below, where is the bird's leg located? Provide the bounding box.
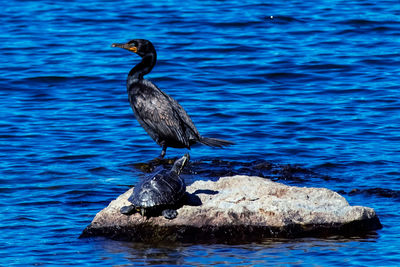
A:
[159,143,167,159]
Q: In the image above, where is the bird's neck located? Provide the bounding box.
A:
[128,53,156,80]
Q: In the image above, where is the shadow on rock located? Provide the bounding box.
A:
[192,189,219,195]
[186,193,202,206]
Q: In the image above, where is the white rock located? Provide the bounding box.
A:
[81,175,382,243]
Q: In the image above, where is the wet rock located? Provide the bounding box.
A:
[339,187,400,200]
[129,158,327,184]
[81,175,382,243]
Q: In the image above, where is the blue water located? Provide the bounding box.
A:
[1,0,400,265]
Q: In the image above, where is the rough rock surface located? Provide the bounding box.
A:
[81,175,382,243]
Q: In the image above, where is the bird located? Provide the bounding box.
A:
[111,39,234,158]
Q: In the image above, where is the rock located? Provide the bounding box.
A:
[80,175,382,243]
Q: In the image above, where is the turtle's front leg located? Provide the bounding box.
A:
[120,205,136,215]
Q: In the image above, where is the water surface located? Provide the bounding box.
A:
[1,0,400,265]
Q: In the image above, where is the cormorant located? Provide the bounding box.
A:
[111,39,233,158]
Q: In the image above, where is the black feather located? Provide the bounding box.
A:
[113,39,234,158]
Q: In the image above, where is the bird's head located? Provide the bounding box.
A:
[111,39,155,58]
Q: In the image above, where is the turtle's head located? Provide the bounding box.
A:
[171,153,190,175]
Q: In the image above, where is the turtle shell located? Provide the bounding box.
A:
[129,167,186,209]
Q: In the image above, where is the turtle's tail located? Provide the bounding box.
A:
[198,137,234,148]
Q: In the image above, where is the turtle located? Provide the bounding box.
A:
[120,153,189,219]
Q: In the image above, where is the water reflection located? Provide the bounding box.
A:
[94,235,380,266]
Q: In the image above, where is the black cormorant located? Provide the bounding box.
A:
[111,39,234,158]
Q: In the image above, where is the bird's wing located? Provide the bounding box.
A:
[160,90,200,138]
[131,82,199,147]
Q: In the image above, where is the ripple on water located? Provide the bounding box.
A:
[1,0,400,265]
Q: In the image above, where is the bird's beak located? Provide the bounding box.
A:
[111,43,137,53]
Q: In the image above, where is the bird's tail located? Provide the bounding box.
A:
[199,137,234,148]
